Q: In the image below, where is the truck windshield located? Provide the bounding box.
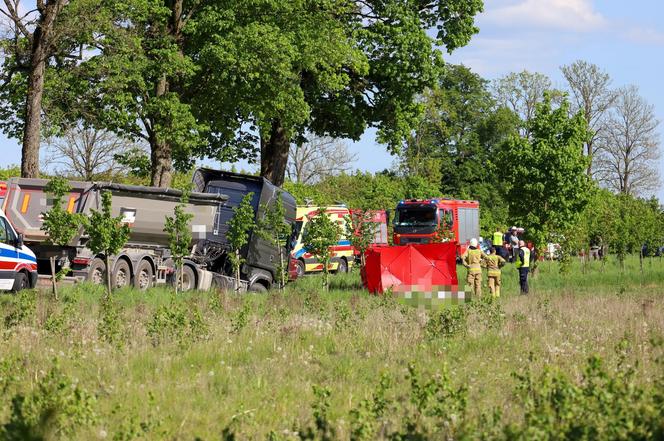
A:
[394,206,437,226]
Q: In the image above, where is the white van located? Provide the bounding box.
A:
[0,209,37,291]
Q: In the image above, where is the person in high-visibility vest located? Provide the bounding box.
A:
[515,240,530,294]
[493,228,503,249]
[485,246,506,298]
[462,237,485,299]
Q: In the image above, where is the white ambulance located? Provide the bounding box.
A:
[0,208,37,291]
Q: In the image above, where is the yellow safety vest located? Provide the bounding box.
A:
[493,232,503,247]
[516,246,530,268]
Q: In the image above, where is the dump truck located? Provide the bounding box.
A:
[1,169,297,292]
[393,198,480,255]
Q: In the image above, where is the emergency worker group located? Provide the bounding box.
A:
[461,226,532,299]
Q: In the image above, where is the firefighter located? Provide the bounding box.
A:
[462,238,484,299]
[485,246,506,298]
[515,240,530,294]
[492,227,503,249]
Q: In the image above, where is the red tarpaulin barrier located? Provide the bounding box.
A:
[361,243,458,294]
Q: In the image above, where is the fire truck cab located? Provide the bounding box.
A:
[393,198,480,255]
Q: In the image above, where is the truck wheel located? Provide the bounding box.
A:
[88,258,107,285]
[336,258,349,274]
[249,282,267,293]
[12,272,29,292]
[134,260,153,291]
[295,260,306,278]
[175,265,196,292]
[113,260,131,289]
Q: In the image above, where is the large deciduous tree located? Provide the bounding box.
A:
[501,94,592,250]
[560,60,617,176]
[287,136,357,185]
[596,85,661,197]
[0,0,99,178]
[188,0,484,186]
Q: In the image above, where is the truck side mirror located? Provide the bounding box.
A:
[15,233,24,249]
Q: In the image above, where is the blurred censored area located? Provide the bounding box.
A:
[393,285,467,310]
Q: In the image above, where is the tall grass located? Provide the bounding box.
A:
[0,254,662,439]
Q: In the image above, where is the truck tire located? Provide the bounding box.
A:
[174,265,196,292]
[134,260,153,291]
[88,258,107,285]
[249,282,267,293]
[112,260,131,289]
[12,272,29,292]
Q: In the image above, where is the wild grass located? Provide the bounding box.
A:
[0,255,663,439]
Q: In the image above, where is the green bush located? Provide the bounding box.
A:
[425,306,468,339]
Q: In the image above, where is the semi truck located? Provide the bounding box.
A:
[392,198,480,255]
[1,169,297,292]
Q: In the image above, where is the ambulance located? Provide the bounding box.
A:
[291,205,354,277]
[0,208,37,291]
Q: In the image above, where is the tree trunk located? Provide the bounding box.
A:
[586,141,593,176]
[105,254,112,296]
[235,249,241,292]
[21,30,49,178]
[50,256,58,300]
[149,76,173,187]
[260,119,290,187]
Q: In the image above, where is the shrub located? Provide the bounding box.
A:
[0,365,96,439]
[425,306,468,339]
[3,290,36,329]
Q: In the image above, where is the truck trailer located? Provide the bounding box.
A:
[2,170,297,292]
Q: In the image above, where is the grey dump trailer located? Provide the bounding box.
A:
[2,177,229,291]
[192,168,297,292]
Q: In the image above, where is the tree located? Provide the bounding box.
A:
[255,193,291,289]
[301,208,342,290]
[492,70,561,136]
[595,85,661,196]
[287,136,357,185]
[501,94,592,253]
[226,193,255,291]
[189,0,484,186]
[83,190,130,296]
[560,60,617,176]
[344,211,378,269]
[0,0,101,178]
[43,125,143,180]
[400,65,519,233]
[40,176,81,298]
[164,189,193,293]
[57,0,205,188]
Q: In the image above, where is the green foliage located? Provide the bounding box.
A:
[146,300,209,346]
[83,191,131,294]
[3,290,36,329]
[1,364,97,440]
[113,148,151,179]
[301,208,342,289]
[425,306,468,339]
[164,189,194,292]
[501,94,592,250]
[256,193,291,288]
[227,193,256,288]
[41,177,82,247]
[298,385,335,441]
[0,166,20,180]
[344,211,379,268]
[98,295,125,347]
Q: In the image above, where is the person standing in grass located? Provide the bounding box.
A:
[485,246,506,298]
[516,240,531,294]
[462,238,485,299]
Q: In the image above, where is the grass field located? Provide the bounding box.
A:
[1,255,664,440]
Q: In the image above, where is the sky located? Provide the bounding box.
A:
[1,0,663,198]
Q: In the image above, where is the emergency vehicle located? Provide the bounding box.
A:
[291,205,354,277]
[0,205,37,291]
[393,198,480,255]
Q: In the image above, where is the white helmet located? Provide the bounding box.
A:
[470,238,478,247]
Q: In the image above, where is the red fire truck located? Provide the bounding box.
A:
[392,198,479,255]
